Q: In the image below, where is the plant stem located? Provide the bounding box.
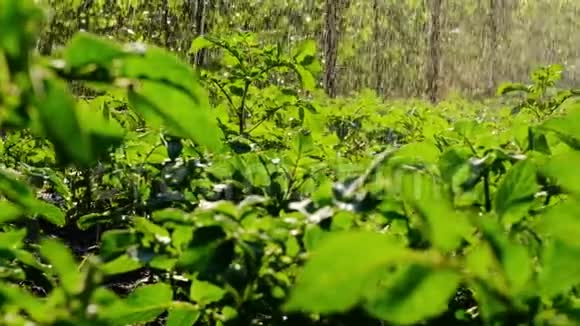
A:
[239,80,250,135]
[483,171,491,212]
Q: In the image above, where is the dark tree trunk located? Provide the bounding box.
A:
[426,0,442,103]
[372,0,383,95]
[487,0,499,95]
[323,0,348,98]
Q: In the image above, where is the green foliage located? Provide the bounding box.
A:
[190,32,320,142]
[4,1,580,326]
[498,64,580,121]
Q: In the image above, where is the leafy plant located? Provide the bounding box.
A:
[498,64,580,121]
[5,1,580,326]
[190,32,320,144]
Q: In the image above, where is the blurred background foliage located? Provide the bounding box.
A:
[37,0,580,100]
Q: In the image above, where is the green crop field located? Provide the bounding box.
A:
[2,0,580,325]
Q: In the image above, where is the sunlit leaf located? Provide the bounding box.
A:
[100,230,138,260]
[399,172,472,251]
[539,104,580,150]
[0,201,23,223]
[100,282,173,325]
[190,279,226,306]
[128,80,222,152]
[537,200,580,248]
[542,150,580,197]
[77,212,113,230]
[0,283,52,323]
[167,302,201,326]
[480,220,532,294]
[364,265,460,325]
[39,238,84,295]
[34,78,91,165]
[539,240,580,298]
[285,231,431,313]
[189,36,215,55]
[63,32,128,69]
[100,254,143,276]
[0,170,65,226]
[0,229,26,249]
[494,159,538,226]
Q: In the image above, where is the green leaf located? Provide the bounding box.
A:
[0,229,26,249]
[77,212,113,230]
[34,78,91,165]
[542,150,580,197]
[167,302,201,326]
[128,80,222,152]
[172,226,194,249]
[528,128,552,154]
[133,216,170,243]
[285,231,428,314]
[39,238,84,295]
[364,265,460,325]
[190,279,226,306]
[494,159,538,226]
[91,287,122,313]
[12,248,51,274]
[152,208,195,224]
[293,131,314,156]
[121,45,206,101]
[119,45,222,151]
[0,201,24,223]
[34,80,123,167]
[394,141,441,166]
[77,100,125,159]
[63,32,128,69]
[303,224,325,252]
[539,240,580,298]
[537,200,580,248]
[293,40,317,64]
[100,254,143,276]
[100,282,173,326]
[30,201,66,226]
[0,169,35,202]
[189,36,215,55]
[469,280,509,321]
[0,283,52,323]
[100,230,138,260]
[292,39,321,84]
[220,306,238,321]
[399,172,472,251]
[293,64,317,91]
[149,255,177,271]
[0,169,65,225]
[176,226,234,279]
[0,0,44,65]
[480,220,532,294]
[454,120,477,139]
[539,105,580,150]
[496,82,530,96]
[438,147,475,183]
